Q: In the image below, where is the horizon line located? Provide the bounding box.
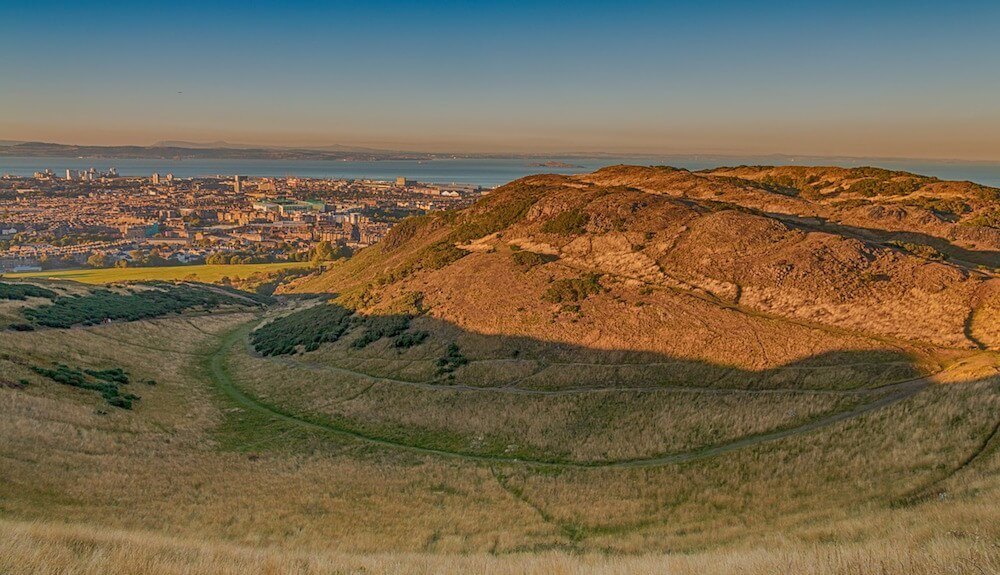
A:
[5,138,1000,166]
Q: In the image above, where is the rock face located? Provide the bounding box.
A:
[287,165,1000,360]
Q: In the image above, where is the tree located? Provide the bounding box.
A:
[312,241,334,262]
[87,253,108,268]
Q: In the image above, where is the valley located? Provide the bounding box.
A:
[1,165,998,574]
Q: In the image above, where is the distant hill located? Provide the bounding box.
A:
[152,140,408,155]
[0,141,433,161]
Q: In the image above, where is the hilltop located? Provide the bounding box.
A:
[286,165,1000,358]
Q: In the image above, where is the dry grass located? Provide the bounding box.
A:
[0,311,997,572]
[1,518,996,575]
[228,343,871,462]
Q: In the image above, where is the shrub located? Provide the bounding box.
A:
[963,209,1000,228]
[541,210,590,234]
[31,363,135,409]
[512,251,558,270]
[23,284,257,328]
[887,240,948,260]
[436,343,469,375]
[250,304,353,356]
[0,282,56,301]
[543,274,605,303]
[848,178,924,197]
[351,315,412,349]
[393,330,429,348]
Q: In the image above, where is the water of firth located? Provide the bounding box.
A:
[3,155,1000,188]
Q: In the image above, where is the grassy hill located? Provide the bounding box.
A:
[1,166,999,573]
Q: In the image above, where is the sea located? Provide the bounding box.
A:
[2,155,1000,188]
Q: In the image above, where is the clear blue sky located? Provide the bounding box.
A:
[2,0,999,159]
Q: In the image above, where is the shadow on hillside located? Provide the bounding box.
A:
[768,212,1000,269]
[250,302,933,392]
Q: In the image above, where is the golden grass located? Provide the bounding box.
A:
[1,518,996,575]
[0,312,997,572]
[3,262,310,284]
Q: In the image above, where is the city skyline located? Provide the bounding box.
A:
[3,1,1000,160]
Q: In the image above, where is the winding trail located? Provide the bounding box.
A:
[209,323,931,469]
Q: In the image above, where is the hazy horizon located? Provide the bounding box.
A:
[3,1,1000,160]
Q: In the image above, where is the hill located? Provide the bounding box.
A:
[0,141,432,161]
[1,166,999,573]
[286,165,1000,353]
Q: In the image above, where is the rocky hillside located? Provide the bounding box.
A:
[286,166,1000,363]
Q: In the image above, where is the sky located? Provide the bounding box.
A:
[2,0,1000,160]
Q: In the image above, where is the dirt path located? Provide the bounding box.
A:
[208,323,931,469]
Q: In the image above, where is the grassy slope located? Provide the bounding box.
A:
[0,313,997,573]
[2,166,999,572]
[4,262,311,284]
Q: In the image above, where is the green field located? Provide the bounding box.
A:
[3,262,311,284]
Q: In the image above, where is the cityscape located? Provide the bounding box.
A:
[0,167,483,272]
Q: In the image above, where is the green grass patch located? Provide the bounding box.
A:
[5,262,309,285]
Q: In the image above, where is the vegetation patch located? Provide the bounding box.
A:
[963,209,1000,228]
[541,209,590,234]
[0,282,57,301]
[393,330,429,348]
[0,378,29,390]
[22,284,257,328]
[351,315,412,349]
[251,304,353,355]
[848,177,924,197]
[448,184,546,243]
[544,274,605,303]
[31,364,138,409]
[436,343,469,375]
[512,250,559,270]
[886,240,948,261]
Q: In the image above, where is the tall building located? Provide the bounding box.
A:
[151,172,161,185]
[65,169,75,180]
[165,173,174,182]
[233,175,242,193]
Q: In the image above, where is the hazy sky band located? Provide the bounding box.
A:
[3,0,999,159]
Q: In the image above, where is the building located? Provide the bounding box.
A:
[151,172,161,185]
[233,175,242,193]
